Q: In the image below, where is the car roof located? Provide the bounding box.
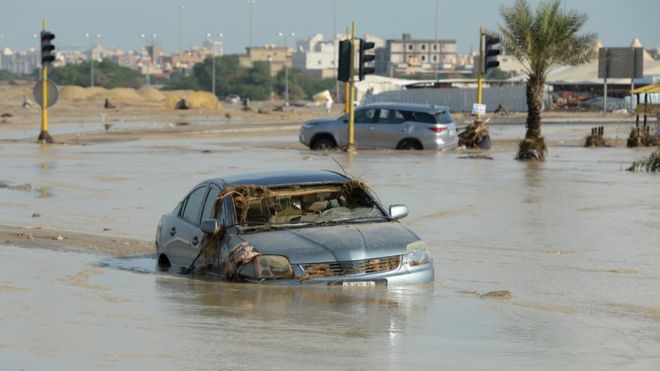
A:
[204,170,350,188]
[360,102,451,113]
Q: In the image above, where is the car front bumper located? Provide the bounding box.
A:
[245,261,434,286]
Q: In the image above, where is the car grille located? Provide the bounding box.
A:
[300,255,401,279]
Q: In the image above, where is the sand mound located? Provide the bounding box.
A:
[60,85,97,100]
[138,86,167,102]
[91,88,145,103]
[0,83,32,102]
[164,90,222,110]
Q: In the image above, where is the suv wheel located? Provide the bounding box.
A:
[311,138,337,150]
[398,139,423,150]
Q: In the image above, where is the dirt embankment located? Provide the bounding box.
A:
[0,224,152,257]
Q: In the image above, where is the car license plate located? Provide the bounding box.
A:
[341,281,376,287]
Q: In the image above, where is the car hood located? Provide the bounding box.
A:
[237,222,419,264]
[303,117,341,127]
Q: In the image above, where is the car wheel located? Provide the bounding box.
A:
[398,140,423,150]
[311,138,337,150]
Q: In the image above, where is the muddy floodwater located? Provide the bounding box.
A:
[1,121,659,370]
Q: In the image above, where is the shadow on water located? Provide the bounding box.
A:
[94,254,157,274]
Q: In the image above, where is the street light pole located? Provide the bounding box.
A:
[206,33,223,97]
[278,31,294,105]
[85,32,101,87]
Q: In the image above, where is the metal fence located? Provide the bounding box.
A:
[363,86,531,112]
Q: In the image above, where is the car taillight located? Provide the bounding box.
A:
[428,127,446,133]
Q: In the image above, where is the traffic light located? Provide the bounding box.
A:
[358,38,375,81]
[41,31,56,65]
[337,40,352,82]
[484,33,500,74]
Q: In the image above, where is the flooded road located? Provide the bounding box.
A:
[1,122,659,369]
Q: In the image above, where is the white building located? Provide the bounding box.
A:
[293,33,336,79]
[0,48,40,75]
[293,33,384,79]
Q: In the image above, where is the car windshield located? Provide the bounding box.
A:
[435,110,453,124]
[223,182,387,231]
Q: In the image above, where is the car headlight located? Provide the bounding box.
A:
[240,255,294,280]
[403,241,431,266]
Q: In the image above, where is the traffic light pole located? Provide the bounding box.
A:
[38,18,53,144]
[476,26,484,120]
[346,21,356,153]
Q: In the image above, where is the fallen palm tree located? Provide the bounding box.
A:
[627,151,660,172]
[458,119,491,149]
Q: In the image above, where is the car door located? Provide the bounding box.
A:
[169,185,209,268]
[371,108,408,148]
[353,108,377,148]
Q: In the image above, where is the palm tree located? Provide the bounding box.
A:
[499,0,596,160]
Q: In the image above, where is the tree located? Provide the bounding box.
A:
[274,68,336,100]
[48,59,144,89]
[499,0,595,160]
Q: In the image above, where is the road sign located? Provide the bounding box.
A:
[472,103,486,115]
[598,47,643,79]
[33,79,59,107]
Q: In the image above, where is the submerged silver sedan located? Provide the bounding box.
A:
[155,170,434,286]
[299,103,458,150]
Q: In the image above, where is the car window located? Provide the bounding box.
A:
[182,186,208,225]
[400,110,436,124]
[354,109,376,123]
[436,110,454,124]
[201,186,224,224]
[375,109,406,124]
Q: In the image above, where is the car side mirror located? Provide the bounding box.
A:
[389,204,409,220]
[201,219,222,235]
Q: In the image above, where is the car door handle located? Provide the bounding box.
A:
[169,227,176,236]
[368,127,375,131]
[191,236,199,246]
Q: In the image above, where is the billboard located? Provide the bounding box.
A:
[598,47,643,79]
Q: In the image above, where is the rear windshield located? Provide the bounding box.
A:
[435,111,453,124]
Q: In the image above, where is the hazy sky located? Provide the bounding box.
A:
[1,0,658,54]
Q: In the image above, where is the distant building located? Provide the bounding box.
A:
[166,47,212,70]
[238,45,289,75]
[293,33,335,79]
[375,33,458,76]
[293,33,384,79]
[203,39,224,57]
[0,48,39,75]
